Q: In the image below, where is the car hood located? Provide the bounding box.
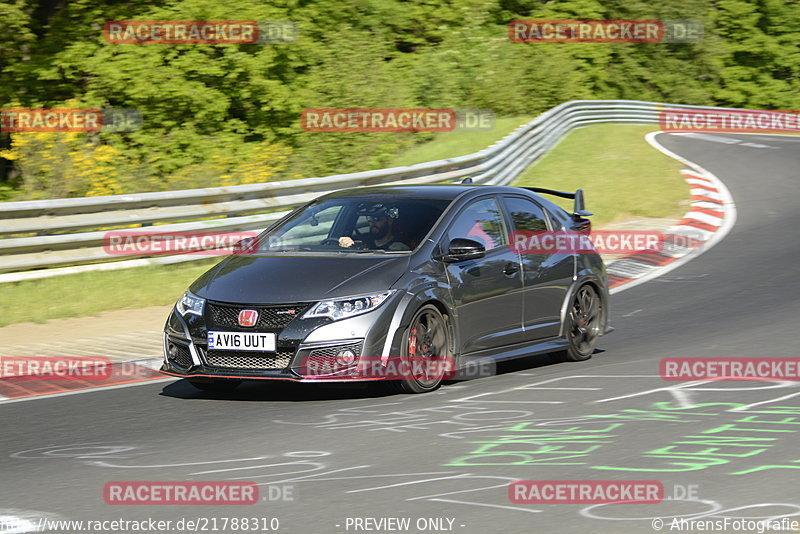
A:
[189,254,411,304]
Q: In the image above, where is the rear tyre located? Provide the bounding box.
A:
[554,284,602,362]
[394,305,451,394]
[188,378,242,392]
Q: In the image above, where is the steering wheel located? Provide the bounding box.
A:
[320,238,368,249]
[321,238,369,250]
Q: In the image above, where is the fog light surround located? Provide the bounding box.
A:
[336,349,357,365]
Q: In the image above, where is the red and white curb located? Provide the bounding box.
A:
[0,357,168,404]
[0,131,737,402]
[607,132,737,294]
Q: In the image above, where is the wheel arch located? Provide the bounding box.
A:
[381,286,457,361]
[558,272,609,338]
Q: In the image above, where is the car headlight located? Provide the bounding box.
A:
[303,291,394,321]
[176,291,205,317]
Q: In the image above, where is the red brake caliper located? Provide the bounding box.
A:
[409,327,418,356]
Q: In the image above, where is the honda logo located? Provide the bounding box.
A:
[237,309,259,327]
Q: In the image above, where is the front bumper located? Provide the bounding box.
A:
[160,294,404,382]
[160,337,388,382]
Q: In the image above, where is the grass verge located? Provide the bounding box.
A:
[0,259,219,326]
[513,124,688,227]
[389,116,534,166]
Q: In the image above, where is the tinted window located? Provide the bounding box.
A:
[258,196,450,253]
[274,204,342,246]
[446,198,507,251]
[503,196,549,232]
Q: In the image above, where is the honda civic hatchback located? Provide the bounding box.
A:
[161,184,610,393]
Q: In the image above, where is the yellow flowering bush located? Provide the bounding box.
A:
[0,131,124,198]
[166,141,292,190]
[1,132,292,199]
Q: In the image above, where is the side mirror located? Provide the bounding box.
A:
[441,238,486,262]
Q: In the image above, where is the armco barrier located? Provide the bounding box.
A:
[0,99,749,282]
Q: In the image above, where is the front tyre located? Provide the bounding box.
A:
[554,284,602,362]
[394,305,452,394]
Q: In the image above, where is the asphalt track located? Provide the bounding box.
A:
[1,132,799,534]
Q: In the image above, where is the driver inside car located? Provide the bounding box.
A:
[338,206,410,251]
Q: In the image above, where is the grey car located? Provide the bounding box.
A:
[161,183,610,394]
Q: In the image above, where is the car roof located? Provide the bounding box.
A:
[322,184,524,201]
[319,184,573,224]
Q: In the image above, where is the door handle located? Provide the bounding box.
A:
[503,262,520,276]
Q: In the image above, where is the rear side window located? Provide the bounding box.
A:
[446,198,507,251]
[502,196,549,232]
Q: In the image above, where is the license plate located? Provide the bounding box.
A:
[207,331,276,351]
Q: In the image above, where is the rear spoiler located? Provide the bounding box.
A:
[521,187,592,221]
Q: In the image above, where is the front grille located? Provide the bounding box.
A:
[207,302,312,330]
[168,342,193,369]
[204,349,294,370]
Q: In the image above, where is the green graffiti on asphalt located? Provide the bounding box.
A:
[446,405,800,475]
[447,422,623,466]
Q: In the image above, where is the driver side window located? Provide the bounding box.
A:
[446,198,507,251]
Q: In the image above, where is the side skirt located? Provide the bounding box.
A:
[456,336,568,370]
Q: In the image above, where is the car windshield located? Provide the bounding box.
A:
[252,196,451,254]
